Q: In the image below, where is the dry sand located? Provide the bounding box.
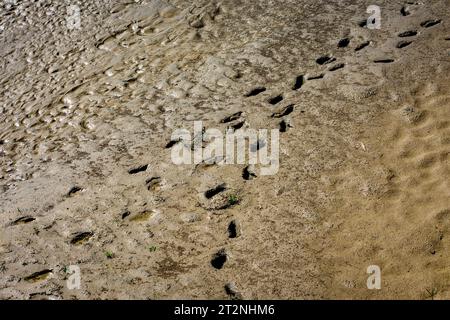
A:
[0,0,449,299]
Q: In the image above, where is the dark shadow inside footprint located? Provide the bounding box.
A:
[420,19,441,28]
[272,104,294,118]
[338,38,350,48]
[398,30,417,37]
[228,220,239,238]
[268,95,283,105]
[355,41,370,51]
[374,59,395,63]
[67,186,83,197]
[70,231,94,245]
[358,20,367,28]
[316,55,336,65]
[24,269,52,282]
[165,138,181,149]
[128,164,148,174]
[242,165,257,180]
[292,75,304,90]
[245,87,266,97]
[10,216,35,226]
[205,183,227,199]
[329,63,345,71]
[397,40,412,48]
[400,6,410,16]
[211,249,227,269]
[146,177,162,191]
[221,111,242,123]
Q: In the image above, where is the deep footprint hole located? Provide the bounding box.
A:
[292,75,304,90]
[268,95,283,105]
[128,164,148,174]
[205,183,227,199]
[211,249,227,269]
[316,55,336,65]
[338,38,350,48]
[245,87,266,97]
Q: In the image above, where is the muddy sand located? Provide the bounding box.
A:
[0,0,449,299]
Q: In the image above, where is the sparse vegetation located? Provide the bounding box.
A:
[228,194,240,206]
[148,246,157,252]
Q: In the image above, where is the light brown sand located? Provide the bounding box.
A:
[0,0,449,299]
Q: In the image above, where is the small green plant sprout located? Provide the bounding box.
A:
[105,251,114,259]
[228,194,240,206]
[148,246,157,252]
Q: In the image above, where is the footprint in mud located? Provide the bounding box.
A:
[329,63,345,71]
[400,6,410,16]
[121,210,131,219]
[316,55,336,65]
[146,176,162,191]
[398,30,418,37]
[127,210,155,222]
[228,220,241,238]
[374,59,395,64]
[242,165,257,180]
[128,164,148,174]
[211,249,228,269]
[23,269,52,283]
[205,183,227,199]
[227,120,246,132]
[355,41,371,52]
[165,138,181,149]
[245,87,266,97]
[271,104,294,118]
[70,231,94,245]
[307,74,325,80]
[279,118,293,133]
[445,37,450,41]
[420,19,442,28]
[338,38,350,48]
[397,40,413,49]
[268,95,283,105]
[225,282,243,300]
[220,111,243,123]
[292,75,304,90]
[9,216,35,226]
[67,186,83,197]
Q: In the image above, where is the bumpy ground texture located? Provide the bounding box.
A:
[0,0,449,299]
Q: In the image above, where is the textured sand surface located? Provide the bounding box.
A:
[0,0,449,299]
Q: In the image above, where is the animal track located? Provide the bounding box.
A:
[316,55,336,65]
[338,38,350,48]
[165,138,181,149]
[67,186,83,197]
[374,59,395,64]
[307,74,324,80]
[128,164,148,174]
[24,269,52,282]
[10,216,35,226]
[397,40,413,48]
[292,75,304,90]
[271,104,294,118]
[245,87,266,97]
[400,6,410,16]
[399,30,418,37]
[220,111,243,123]
[329,63,345,71]
[268,95,283,105]
[228,120,245,131]
[70,231,94,245]
[228,220,240,238]
[420,19,441,28]
[242,165,257,180]
[211,249,227,269]
[279,118,292,132]
[225,282,242,300]
[205,183,227,199]
[146,177,162,191]
[355,41,371,51]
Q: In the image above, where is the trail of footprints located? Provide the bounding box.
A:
[14,4,446,298]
